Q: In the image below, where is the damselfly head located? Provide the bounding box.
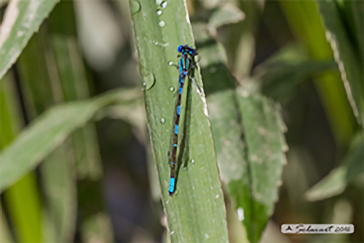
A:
[177,45,196,56]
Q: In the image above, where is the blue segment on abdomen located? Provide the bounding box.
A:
[175,125,179,134]
[179,87,183,94]
[169,178,175,193]
[177,105,181,115]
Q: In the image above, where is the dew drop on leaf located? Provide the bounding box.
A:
[160,1,167,8]
[143,73,155,90]
[130,1,141,14]
[159,21,165,27]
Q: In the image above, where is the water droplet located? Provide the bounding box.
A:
[166,200,169,204]
[205,234,210,239]
[160,117,166,124]
[160,1,167,8]
[155,0,163,4]
[215,194,220,199]
[159,21,165,27]
[191,159,195,164]
[170,231,175,235]
[169,86,175,92]
[142,73,155,90]
[130,1,141,14]
[237,208,244,221]
[168,61,173,66]
[156,9,162,15]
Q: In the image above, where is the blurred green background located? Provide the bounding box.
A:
[0,0,363,243]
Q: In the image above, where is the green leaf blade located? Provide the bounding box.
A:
[130,0,229,242]
[235,89,287,242]
[0,0,60,79]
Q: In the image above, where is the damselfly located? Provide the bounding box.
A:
[168,45,198,196]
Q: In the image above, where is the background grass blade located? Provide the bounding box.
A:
[305,136,364,201]
[280,0,356,147]
[253,44,338,101]
[0,88,141,193]
[316,1,363,125]
[130,0,229,242]
[48,1,102,180]
[224,2,261,80]
[208,3,245,30]
[0,0,59,79]
[0,204,12,243]
[0,73,42,243]
[41,147,76,243]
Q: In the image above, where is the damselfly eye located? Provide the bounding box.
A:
[177,45,183,53]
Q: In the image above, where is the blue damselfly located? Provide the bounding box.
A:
[168,45,198,195]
